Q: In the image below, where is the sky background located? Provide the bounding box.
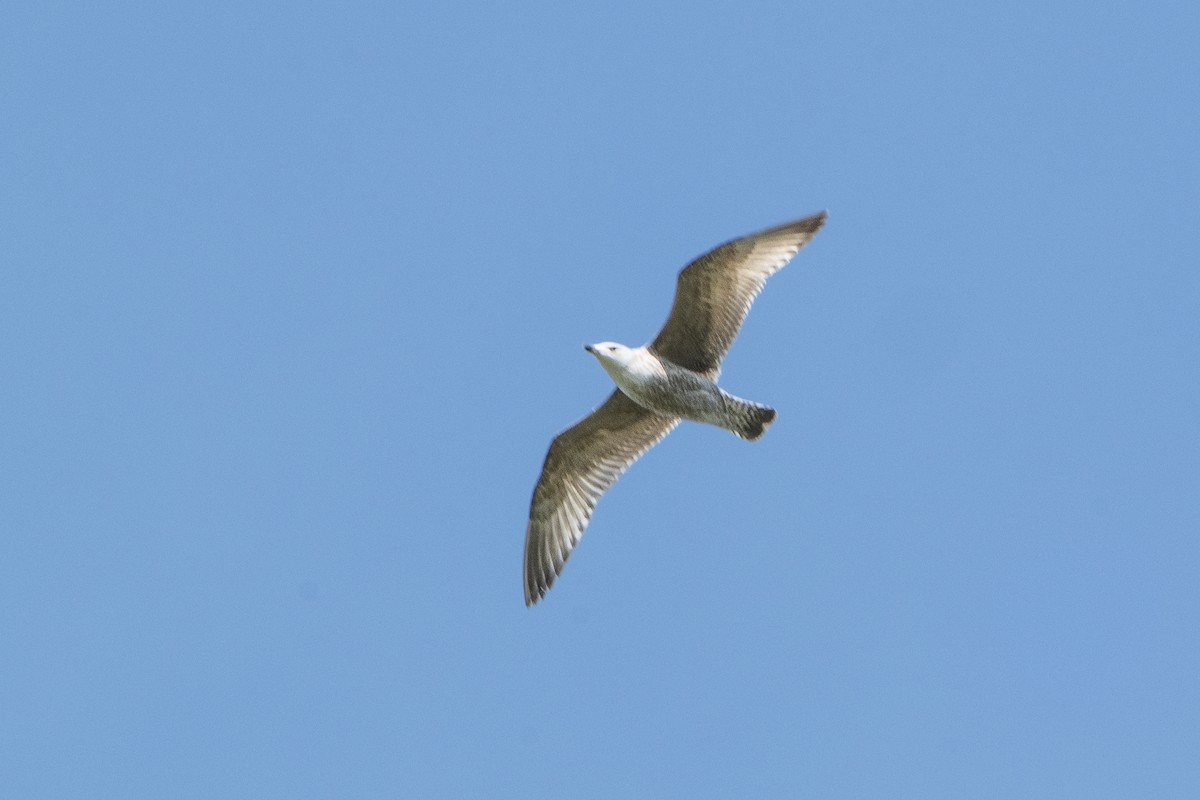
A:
[3,1,1198,797]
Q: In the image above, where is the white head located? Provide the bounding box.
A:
[584,341,660,385]
[584,341,636,366]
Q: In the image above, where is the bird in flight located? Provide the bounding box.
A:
[523,211,828,605]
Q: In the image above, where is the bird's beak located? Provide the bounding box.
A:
[583,344,594,354]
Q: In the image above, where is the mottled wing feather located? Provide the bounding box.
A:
[524,389,679,605]
[649,211,827,376]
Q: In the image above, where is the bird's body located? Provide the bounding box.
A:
[589,343,776,440]
[524,211,828,605]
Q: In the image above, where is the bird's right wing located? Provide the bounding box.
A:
[524,389,678,606]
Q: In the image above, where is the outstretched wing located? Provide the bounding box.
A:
[524,390,678,605]
[649,211,827,377]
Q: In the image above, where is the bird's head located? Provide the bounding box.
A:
[584,341,654,385]
[584,341,636,366]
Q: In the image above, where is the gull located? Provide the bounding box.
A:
[523,211,827,605]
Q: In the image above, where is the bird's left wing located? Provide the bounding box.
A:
[649,211,827,377]
[524,389,678,606]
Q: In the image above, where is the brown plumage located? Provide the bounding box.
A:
[524,212,827,606]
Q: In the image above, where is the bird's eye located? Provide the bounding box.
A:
[608,346,616,352]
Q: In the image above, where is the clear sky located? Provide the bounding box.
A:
[3,1,1198,797]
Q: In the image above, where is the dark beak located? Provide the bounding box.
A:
[583,344,594,353]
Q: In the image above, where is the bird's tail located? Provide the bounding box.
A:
[722,394,777,441]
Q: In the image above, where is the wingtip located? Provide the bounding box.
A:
[524,560,552,607]
[523,572,542,607]
[803,209,829,231]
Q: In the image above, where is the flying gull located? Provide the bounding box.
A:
[523,211,827,605]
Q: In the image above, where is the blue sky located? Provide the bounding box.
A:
[3,1,1198,797]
